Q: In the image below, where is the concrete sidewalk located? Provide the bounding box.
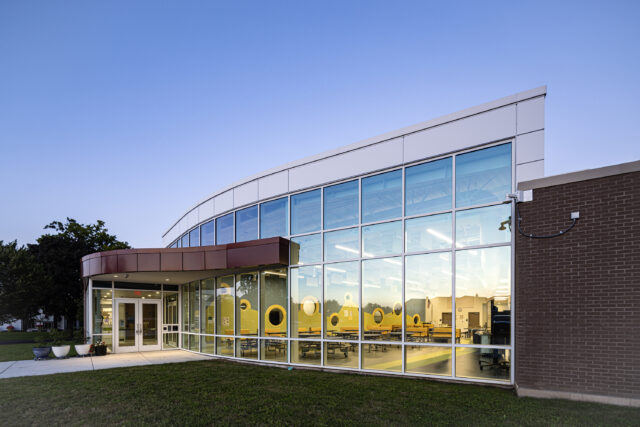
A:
[0,350,211,379]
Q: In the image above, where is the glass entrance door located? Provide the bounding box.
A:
[115,298,161,352]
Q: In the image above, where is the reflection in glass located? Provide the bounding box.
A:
[92,335,113,353]
[456,204,511,247]
[236,272,258,336]
[456,246,511,345]
[291,189,321,235]
[200,335,214,354]
[261,269,287,337]
[236,337,258,359]
[362,221,402,258]
[92,289,112,334]
[216,336,234,357]
[405,213,452,253]
[216,213,234,245]
[362,170,402,223]
[324,228,359,261]
[362,344,402,372]
[164,292,178,325]
[189,281,200,333]
[456,144,511,208]
[292,340,321,365]
[324,180,358,229]
[291,266,322,338]
[261,339,287,362]
[405,253,452,341]
[188,334,199,352]
[189,228,200,247]
[201,220,215,246]
[362,258,402,341]
[163,333,179,349]
[181,234,189,248]
[201,279,215,334]
[324,261,359,339]
[216,276,235,336]
[455,347,510,381]
[261,197,288,238]
[236,205,258,242]
[406,346,451,376]
[290,234,321,265]
[324,341,358,368]
[118,302,136,347]
[181,285,189,332]
[142,302,158,345]
[405,157,452,216]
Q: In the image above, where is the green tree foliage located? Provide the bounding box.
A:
[0,241,45,325]
[28,218,130,332]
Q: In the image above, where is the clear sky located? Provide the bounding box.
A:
[1,1,639,248]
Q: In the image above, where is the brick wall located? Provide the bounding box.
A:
[515,171,640,399]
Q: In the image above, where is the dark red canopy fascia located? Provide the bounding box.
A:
[81,237,289,278]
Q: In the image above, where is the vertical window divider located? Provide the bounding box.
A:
[451,153,457,379]
[357,178,363,370]
[401,165,406,373]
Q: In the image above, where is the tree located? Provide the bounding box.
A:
[28,218,130,332]
[0,240,45,326]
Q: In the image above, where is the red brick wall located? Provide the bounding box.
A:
[515,171,640,399]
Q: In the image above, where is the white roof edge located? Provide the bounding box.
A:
[163,86,547,238]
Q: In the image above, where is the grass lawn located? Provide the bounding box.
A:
[0,331,41,343]
[0,360,638,426]
[0,342,79,362]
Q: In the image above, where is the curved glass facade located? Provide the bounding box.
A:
[169,142,514,383]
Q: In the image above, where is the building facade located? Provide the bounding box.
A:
[83,87,547,386]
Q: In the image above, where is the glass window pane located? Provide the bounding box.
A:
[216,213,234,245]
[324,341,358,368]
[362,170,402,223]
[456,144,511,208]
[405,157,452,216]
[216,336,234,357]
[261,269,288,337]
[406,346,452,376]
[163,292,178,325]
[362,221,402,258]
[324,180,358,229]
[456,347,510,381]
[324,261,359,340]
[456,204,511,247]
[236,205,258,242]
[291,265,322,338]
[201,279,215,334]
[324,227,359,261]
[236,272,258,336]
[456,246,511,345]
[201,220,215,246]
[200,335,214,354]
[292,340,321,365]
[261,339,287,362]
[189,281,199,333]
[362,344,402,372]
[405,252,452,342]
[236,337,258,359]
[405,213,452,253]
[189,228,200,247]
[362,257,402,341]
[261,197,288,238]
[216,275,235,335]
[181,234,189,248]
[291,189,321,235]
[188,333,199,352]
[92,289,112,334]
[291,233,321,265]
[181,285,189,332]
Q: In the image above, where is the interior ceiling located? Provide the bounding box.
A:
[90,264,287,285]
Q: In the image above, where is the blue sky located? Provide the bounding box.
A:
[1,1,639,248]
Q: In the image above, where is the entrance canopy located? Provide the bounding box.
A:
[81,237,289,285]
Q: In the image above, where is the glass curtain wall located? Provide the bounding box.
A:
[172,142,513,383]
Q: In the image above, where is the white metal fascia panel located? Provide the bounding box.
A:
[197,199,215,224]
[288,137,403,192]
[403,105,516,163]
[517,97,545,135]
[516,130,544,164]
[214,190,234,215]
[233,180,258,208]
[516,160,545,185]
[258,171,289,200]
[186,209,198,230]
